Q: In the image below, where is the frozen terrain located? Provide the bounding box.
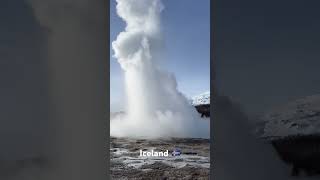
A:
[110,137,210,179]
[191,91,210,106]
[258,94,320,139]
[253,95,320,177]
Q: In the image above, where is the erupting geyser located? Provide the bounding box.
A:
[111,0,209,138]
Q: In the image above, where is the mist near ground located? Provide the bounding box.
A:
[1,0,107,179]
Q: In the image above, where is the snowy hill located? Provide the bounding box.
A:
[191,91,210,106]
[259,94,320,139]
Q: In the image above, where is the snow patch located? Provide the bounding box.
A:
[259,94,320,139]
[191,91,210,106]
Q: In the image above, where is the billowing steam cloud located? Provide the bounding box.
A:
[111,0,210,138]
[22,0,106,180]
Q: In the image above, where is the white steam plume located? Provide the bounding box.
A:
[24,0,106,179]
[111,0,210,138]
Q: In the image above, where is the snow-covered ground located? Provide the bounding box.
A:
[110,137,210,179]
[258,94,320,139]
[112,148,209,169]
[190,91,210,106]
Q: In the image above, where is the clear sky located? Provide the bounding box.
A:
[110,0,210,112]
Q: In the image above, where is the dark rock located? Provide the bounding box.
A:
[270,134,320,176]
[195,104,210,118]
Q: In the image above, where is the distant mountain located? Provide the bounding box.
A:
[258,94,320,139]
[191,91,210,106]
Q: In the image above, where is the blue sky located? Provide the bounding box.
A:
[110,0,210,112]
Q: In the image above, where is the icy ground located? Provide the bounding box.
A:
[190,91,210,106]
[110,137,210,179]
[258,94,320,139]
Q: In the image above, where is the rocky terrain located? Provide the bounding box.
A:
[256,94,320,177]
[110,137,210,180]
[195,104,210,118]
[271,134,320,176]
[259,94,320,139]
